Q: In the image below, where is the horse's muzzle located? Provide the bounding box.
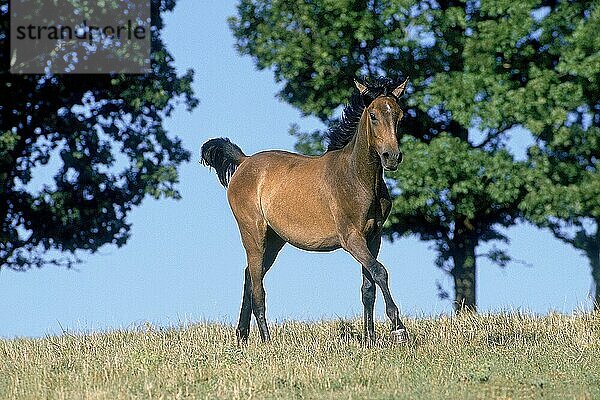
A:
[381,151,402,171]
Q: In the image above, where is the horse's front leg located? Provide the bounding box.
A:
[361,266,376,343]
[344,230,408,343]
[361,235,382,343]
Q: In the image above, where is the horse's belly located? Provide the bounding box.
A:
[263,203,340,252]
[282,228,341,252]
[285,234,340,252]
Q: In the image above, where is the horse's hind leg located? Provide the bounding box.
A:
[252,228,285,341]
[236,267,252,344]
[263,227,285,274]
[237,221,284,343]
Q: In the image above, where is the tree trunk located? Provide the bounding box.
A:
[591,255,600,311]
[589,222,600,311]
[451,236,477,313]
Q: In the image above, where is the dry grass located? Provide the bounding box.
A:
[1,313,599,399]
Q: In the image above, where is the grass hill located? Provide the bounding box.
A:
[1,313,599,399]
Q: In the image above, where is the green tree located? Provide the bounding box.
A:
[424,0,598,308]
[524,139,599,309]
[492,0,599,308]
[0,0,197,270]
[230,0,535,311]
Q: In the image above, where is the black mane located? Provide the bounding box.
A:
[326,76,401,152]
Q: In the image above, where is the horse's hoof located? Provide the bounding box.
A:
[390,328,409,343]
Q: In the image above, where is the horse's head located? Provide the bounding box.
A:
[355,78,408,171]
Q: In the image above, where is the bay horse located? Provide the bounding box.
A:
[201,77,409,344]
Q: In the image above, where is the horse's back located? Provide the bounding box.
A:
[227,150,320,190]
[228,149,328,189]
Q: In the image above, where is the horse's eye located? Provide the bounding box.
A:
[369,112,377,121]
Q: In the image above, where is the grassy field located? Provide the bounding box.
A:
[1,313,599,399]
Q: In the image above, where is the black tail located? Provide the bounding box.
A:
[200,138,247,187]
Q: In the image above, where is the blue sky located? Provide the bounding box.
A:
[0,0,594,338]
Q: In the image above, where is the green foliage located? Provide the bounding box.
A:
[484,0,600,305]
[385,135,527,271]
[289,123,326,155]
[0,0,198,270]
[437,0,599,260]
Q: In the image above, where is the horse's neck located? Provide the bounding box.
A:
[344,115,382,192]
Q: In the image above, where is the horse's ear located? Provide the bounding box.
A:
[354,78,368,95]
[392,77,409,98]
